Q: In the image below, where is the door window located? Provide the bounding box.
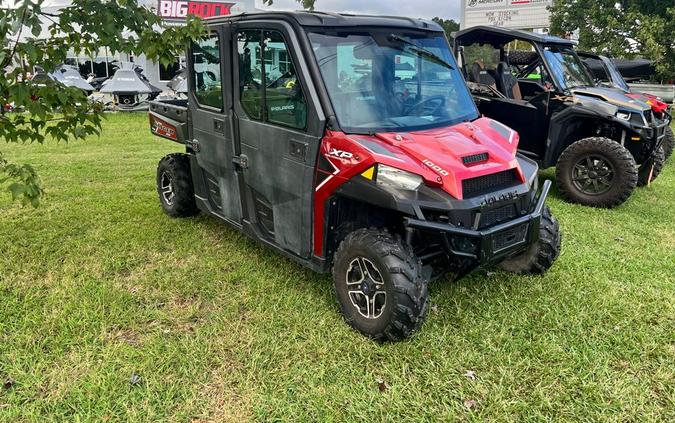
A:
[192,35,223,109]
[238,30,264,120]
[237,29,307,130]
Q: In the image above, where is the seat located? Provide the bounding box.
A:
[495,62,522,100]
[470,62,496,88]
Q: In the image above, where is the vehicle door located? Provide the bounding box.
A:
[188,29,243,224]
[232,23,325,258]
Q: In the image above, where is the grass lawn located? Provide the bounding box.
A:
[1,113,674,422]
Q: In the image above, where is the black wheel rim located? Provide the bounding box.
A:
[160,172,175,206]
[346,257,387,320]
[571,155,615,195]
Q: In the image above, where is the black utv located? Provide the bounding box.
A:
[454,26,670,208]
[578,51,673,160]
[148,12,561,341]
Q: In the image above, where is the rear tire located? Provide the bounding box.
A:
[332,228,429,342]
[498,206,561,275]
[556,137,637,208]
[662,126,673,160]
[637,145,665,187]
[157,154,199,218]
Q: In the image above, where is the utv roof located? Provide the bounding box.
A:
[578,51,656,79]
[455,26,575,47]
[205,11,443,32]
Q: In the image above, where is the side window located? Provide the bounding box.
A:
[192,35,223,109]
[237,29,307,130]
[238,30,263,120]
[263,31,307,130]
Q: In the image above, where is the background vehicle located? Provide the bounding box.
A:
[149,12,561,341]
[30,65,94,94]
[100,62,161,110]
[579,52,673,160]
[455,26,670,208]
[51,65,95,93]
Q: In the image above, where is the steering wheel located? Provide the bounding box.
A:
[405,95,446,116]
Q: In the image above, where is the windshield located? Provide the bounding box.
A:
[603,57,630,92]
[543,47,595,92]
[308,31,479,134]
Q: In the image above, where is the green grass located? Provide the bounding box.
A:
[1,113,674,422]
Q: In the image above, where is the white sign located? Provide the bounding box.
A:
[466,0,508,9]
[461,0,554,30]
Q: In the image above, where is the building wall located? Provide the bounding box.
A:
[23,0,258,90]
[460,0,553,30]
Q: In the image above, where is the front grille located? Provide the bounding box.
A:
[462,169,519,198]
[481,204,517,227]
[644,110,653,125]
[462,153,489,166]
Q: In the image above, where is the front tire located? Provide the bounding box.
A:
[332,228,429,342]
[637,145,665,187]
[556,137,637,208]
[156,154,199,218]
[663,126,674,160]
[498,206,561,275]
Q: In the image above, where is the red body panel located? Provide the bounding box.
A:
[312,117,523,256]
[149,114,178,141]
[626,92,669,114]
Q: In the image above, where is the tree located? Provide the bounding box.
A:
[549,0,675,81]
[1,1,205,206]
[432,17,460,42]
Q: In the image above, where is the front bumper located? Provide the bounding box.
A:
[404,180,551,266]
[630,116,670,164]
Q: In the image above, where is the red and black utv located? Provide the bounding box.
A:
[454,26,670,208]
[148,12,561,341]
[579,52,673,160]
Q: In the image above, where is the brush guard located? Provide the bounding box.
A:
[404,180,552,266]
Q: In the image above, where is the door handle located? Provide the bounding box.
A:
[289,139,308,161]
[233,154,249,170]
[187,139,201,152]
[213,118,224,133]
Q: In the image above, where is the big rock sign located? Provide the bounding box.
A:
[157,0,236,19]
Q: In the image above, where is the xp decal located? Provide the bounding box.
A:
[328,148,354,160]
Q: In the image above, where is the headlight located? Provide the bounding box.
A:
[376,165,423,191]
[616,111,631,121]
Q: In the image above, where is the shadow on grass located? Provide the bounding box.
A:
[187,210,535,337]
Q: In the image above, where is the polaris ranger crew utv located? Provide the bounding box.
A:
[454,26,670,208]
[579,51,673,160]
[149,12,561,341]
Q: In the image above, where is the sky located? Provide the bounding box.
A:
[257,0,461,21]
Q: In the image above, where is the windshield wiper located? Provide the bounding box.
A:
[388,34,454,70]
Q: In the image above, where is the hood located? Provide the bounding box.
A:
[320,117,525,200]
[571,86,650,113]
